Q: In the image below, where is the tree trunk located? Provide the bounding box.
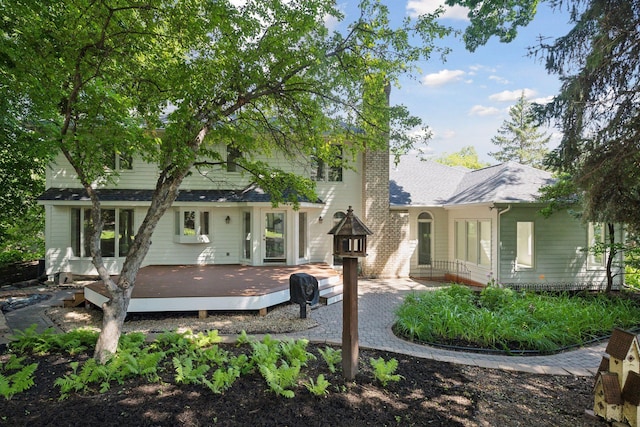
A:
[92,169,188,362]
[605,223,616,293]
[94,286,133,363]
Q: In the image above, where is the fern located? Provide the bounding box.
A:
[0,355,38,399]
[250,337,281,367]
[279,339,315,367]
[258,361,300,398]
[318,346,342,373]
[204,366,241,394]
[51,329,98,355]
[370,357,403,387]
[201,345,229,366]
[9,325,57,355]
[191,330,222,348]
[304,374,331,396]
[173,356,210,385]
[236,330,253,346]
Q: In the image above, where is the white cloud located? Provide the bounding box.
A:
[469,105,500,116]
[489,88,537,102]
[532,95,554,105]
[406,0,469,20]
[422,69,466,86]
[488,75,510,85]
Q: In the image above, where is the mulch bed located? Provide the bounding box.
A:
[1,343,606,427]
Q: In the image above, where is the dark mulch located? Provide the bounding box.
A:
[1,344,606,427]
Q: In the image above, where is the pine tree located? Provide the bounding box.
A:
[489,92,550,168]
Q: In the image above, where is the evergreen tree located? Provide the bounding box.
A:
[489,92,550,168]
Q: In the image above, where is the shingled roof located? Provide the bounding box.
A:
[389,156,555,207]
[605,328,639,361]
[622,370,640,405]
[38,184,323,204]
[596,372,623,405]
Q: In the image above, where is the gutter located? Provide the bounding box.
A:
[496,204,512,282]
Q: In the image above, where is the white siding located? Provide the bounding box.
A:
[43,146,362,275]
[498,206,622,288]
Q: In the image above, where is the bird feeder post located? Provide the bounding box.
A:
[328,206,373,381]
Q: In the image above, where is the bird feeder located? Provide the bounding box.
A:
[328,206,372,380]
[328,206,373,258]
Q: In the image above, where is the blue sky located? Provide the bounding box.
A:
[339,0,573,163]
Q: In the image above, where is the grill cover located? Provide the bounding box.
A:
[289,273,319,306]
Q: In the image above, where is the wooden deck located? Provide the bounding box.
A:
[84,264,342,314]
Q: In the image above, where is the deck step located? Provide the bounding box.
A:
[63,290,86,308]
[319,290,343,305]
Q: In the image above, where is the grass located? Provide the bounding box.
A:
[394,284,640,353]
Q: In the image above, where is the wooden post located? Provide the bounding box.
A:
[342,256,359,380]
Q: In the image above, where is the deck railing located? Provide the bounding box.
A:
[412,259,471,284]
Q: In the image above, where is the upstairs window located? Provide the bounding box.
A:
[311,145,342,182]
[226,145,242,172]
[107,153,133,171]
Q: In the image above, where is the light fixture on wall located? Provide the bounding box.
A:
[225,216,231,224]
[318,216,323,224]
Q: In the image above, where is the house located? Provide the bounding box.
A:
[38,144,622,290]
[386,155,624,289]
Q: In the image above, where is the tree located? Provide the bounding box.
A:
[2,0,451,362]
[489,92,550,168]
[435,145,490,169]
[0,68,51,262]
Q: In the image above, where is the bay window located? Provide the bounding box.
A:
[174,209,210,243]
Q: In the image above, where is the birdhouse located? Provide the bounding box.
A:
[328,206,373,258]
[594,372,623,422]
[605,328,640,388]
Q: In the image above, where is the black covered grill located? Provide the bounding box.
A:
[289,273,319,318]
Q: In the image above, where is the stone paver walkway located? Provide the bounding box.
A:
[1,279,604,377]
[276,278,602,377]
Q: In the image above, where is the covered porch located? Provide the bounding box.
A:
[84,263,342,315]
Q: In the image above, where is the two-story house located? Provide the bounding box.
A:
[38,143,622,294]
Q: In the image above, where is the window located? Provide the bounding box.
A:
[242,211,252,260]
[174,209,210,243]
[71,208,134,257]
[587,222,606,269]
[478,220,491,267]
[311,146,342,182]
[227,145,242,172]
[107,153,133,171]
[516,221,534,269]
[417,212,432,265]
[298,212,307,259]
[455,219,492,266]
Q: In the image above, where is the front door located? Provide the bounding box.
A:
[264,212,286,263]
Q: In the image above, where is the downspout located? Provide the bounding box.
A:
[496,204,512,284]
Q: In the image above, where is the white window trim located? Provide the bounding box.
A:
[71,208,133,258]
[587,222,606,270]
[515,221,535,270]
[174,208,211,244]
[454,219,492,267]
